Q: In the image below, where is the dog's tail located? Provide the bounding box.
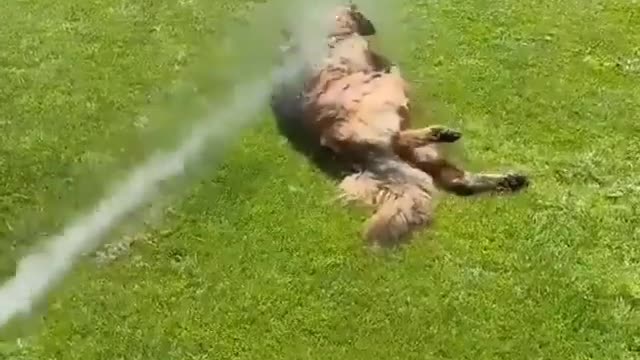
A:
[338,155,437,246]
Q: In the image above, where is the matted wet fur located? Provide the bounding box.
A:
[270,3,529,247]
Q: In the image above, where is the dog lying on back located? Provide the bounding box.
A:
[271,4,528,246]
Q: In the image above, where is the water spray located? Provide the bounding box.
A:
[0,0,400,331]
[0,58,305,329]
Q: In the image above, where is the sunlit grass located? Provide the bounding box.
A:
[1,0,639,359]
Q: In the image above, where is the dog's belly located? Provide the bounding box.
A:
[346,74,411,133]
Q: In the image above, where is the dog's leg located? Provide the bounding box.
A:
[409,145,529,196]
[339,160,436,247]
[436,167,529,196]
[394,125,462,149]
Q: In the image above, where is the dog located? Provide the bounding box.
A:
[271,4,528,247]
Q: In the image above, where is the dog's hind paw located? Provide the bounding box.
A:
[496,173,529,193]
[428,125,462,143]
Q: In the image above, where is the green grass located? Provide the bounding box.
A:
[1,0,640,358]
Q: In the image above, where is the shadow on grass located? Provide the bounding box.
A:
[268,81,357,182]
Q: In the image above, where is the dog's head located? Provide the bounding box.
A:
[332,3,376,36]
[278,4,375,48]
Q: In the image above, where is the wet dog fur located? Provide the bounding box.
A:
[270,4,529,247]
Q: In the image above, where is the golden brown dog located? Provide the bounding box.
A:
[272,4,528,246]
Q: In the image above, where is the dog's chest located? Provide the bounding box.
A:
[328,37,371,72]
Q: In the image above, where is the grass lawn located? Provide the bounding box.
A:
[1,0,640,358]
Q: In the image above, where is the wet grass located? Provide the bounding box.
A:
[1,0,639,359]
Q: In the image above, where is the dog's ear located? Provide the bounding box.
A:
[342,2,376,36]
[353,11,376,36]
